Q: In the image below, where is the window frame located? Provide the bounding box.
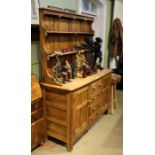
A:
[81,0,97,16]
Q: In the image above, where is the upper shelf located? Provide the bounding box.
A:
[45,31,94,36]
[47,49,90,59]
[40,8,95,22]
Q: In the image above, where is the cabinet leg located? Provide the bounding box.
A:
[66,142,73,152]
[41,141,45,146]
[104,109,108,114]
[41,135,48,146]
[108,85,114,114]
[114,84,117,108]
[114,100,117,109]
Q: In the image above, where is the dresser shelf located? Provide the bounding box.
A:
[45,31,94,35]
[47,49,90,59]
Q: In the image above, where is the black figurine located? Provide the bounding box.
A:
[93,37,103,70]
[83,36,94,72]
[84,36,94,49]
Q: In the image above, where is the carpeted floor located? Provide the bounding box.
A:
[32,90,123,155]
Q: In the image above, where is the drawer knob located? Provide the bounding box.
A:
[93,86,96,90]
[88,100,91,103]
[93,107,96,111]
[98,83,102,86]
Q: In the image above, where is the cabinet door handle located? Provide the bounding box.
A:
[93,86,96,90]
[88,100,91,104]
[98,83,102,86]
[92,107,96,111]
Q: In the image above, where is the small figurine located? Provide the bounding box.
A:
[76,50,83,77]
[62,60,72,83]
[53,55,62,83]
[80,53,91,77]
[61,72,68,83]
[71,56,77,79]
[81,61,91,78]
[93,37,103,70]
[75,41,81,49]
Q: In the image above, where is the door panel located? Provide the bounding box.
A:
[73,87,89,138]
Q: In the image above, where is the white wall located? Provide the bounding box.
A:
[77,0,107,67]
[113,0,123,24]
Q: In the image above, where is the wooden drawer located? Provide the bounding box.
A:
[97,79,102,95]
[31,99,43,112]
[89,110,100,125]
[89,80,102,104]
[102,74,111,89]
[45,91,67,111]
[46,105,67,126]
[90,79,103,98]
[90,81,98,97]
[47,121,67,137]
[89,99,103,115]
[31,108,44,123]
[89,103,98,115]
[97,101,102,110]
[90,94,98,105]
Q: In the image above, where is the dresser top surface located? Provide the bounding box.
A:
[41,69,112,92]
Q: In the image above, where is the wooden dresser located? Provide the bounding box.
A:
[39,8,112,151]
[31,75,46,149]
[41,69,111,151]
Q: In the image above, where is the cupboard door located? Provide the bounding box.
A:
[73,87,89,138]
